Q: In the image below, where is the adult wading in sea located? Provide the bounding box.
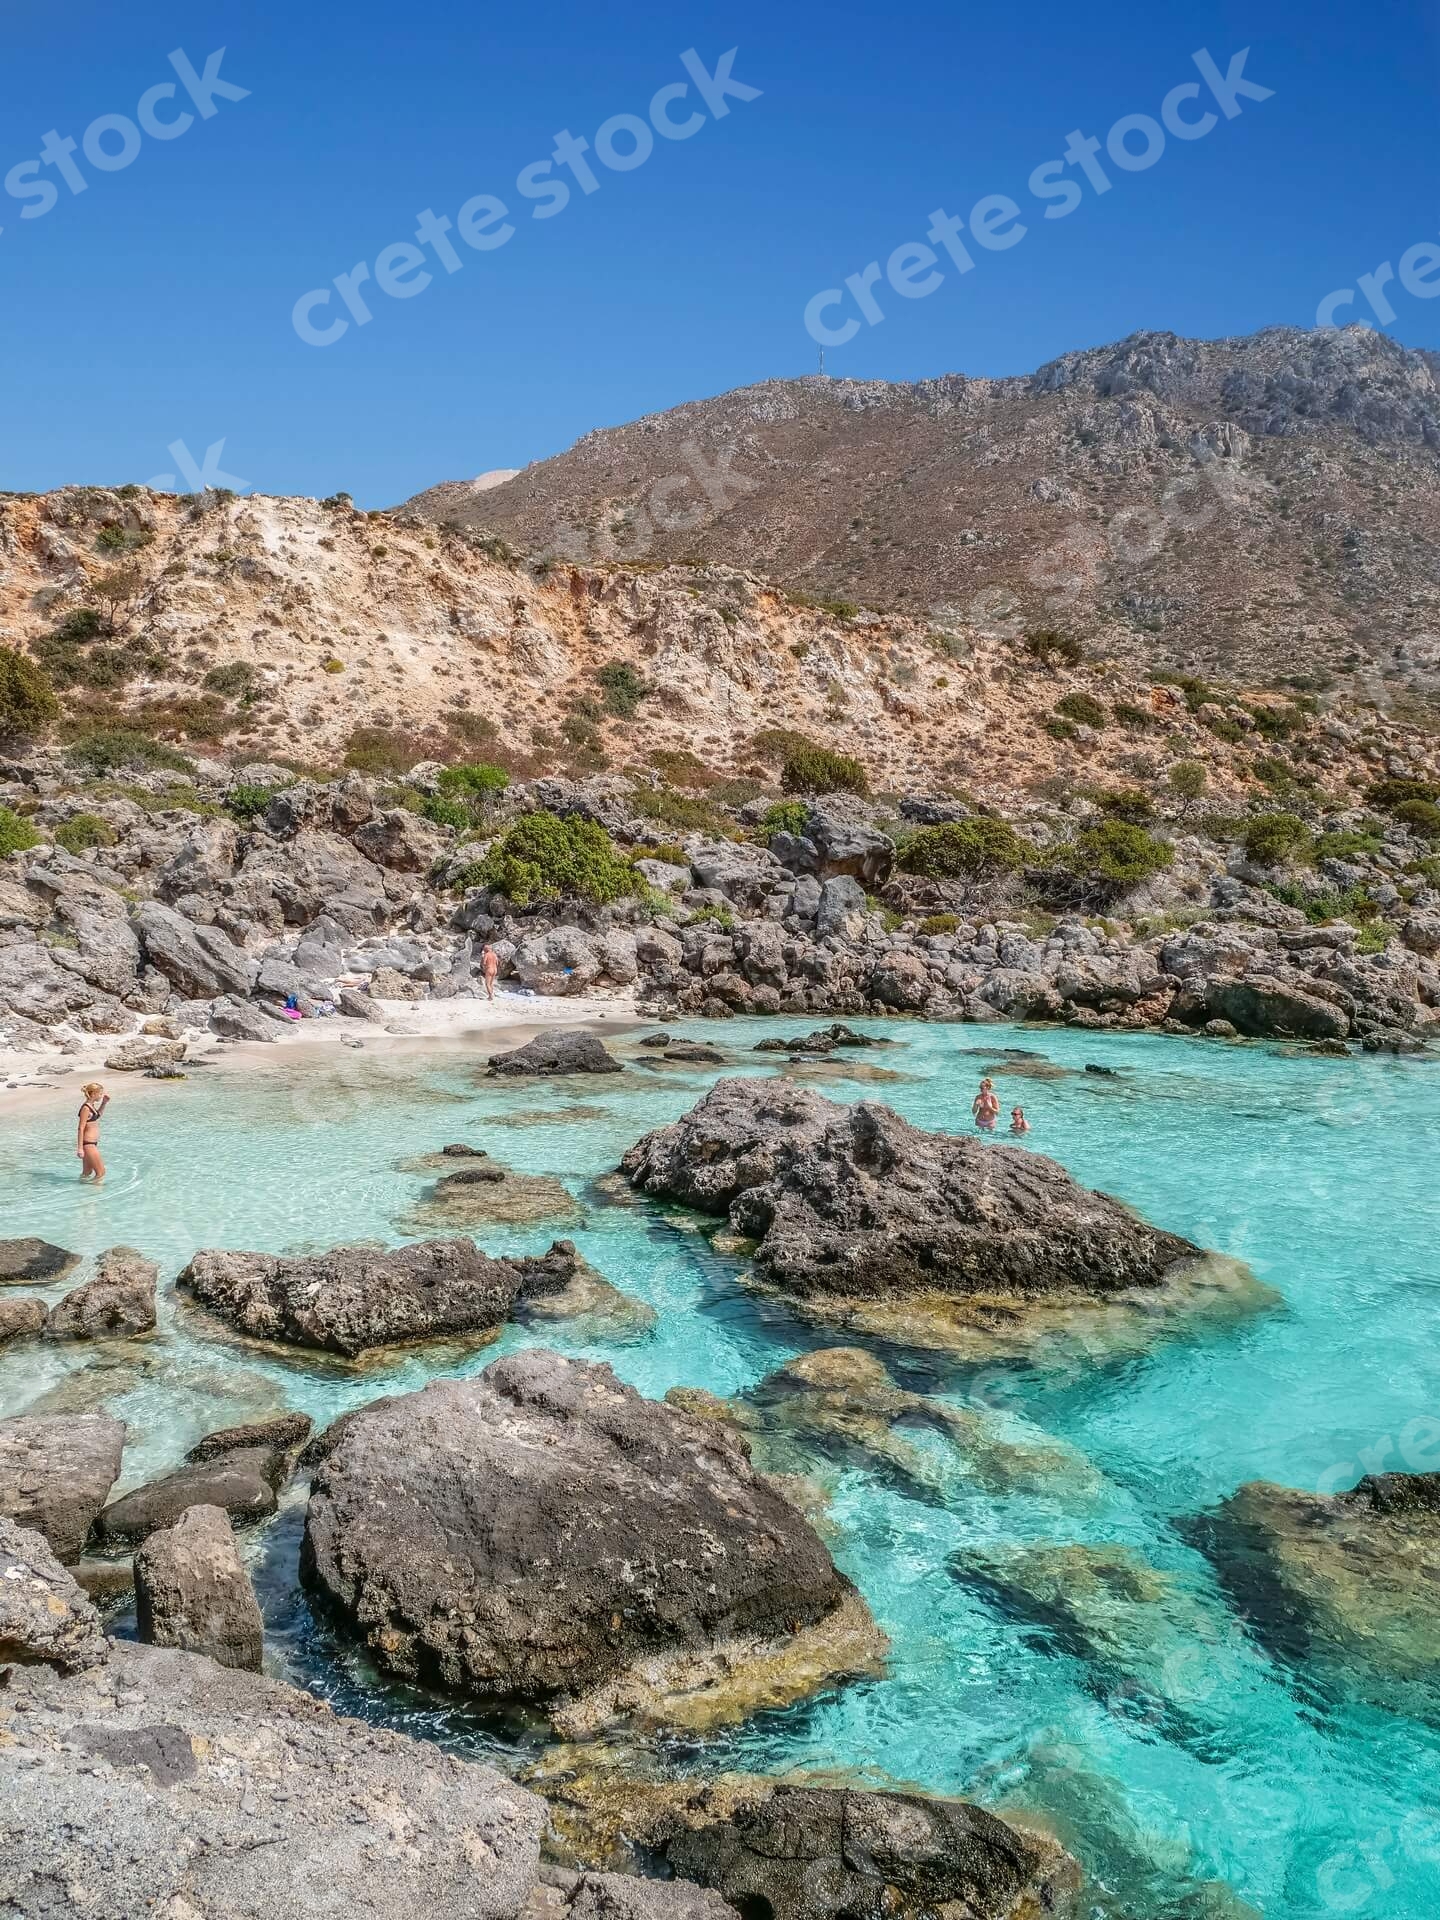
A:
[76,1081,110,1183]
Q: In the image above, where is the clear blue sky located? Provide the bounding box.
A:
[4,0,1438,505]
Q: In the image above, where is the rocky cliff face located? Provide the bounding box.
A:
[404,326,1440,695]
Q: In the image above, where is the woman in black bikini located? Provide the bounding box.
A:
[76,1082,109,1182]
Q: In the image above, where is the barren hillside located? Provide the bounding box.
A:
[1,481,1436,813]
[404,326,1440,696]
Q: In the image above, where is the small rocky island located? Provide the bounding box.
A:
[622,1078,1269,1354]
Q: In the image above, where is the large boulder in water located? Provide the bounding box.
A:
[302,1350,885,1737]
[0,1642,549,1920]
[0,1414,126,1562]
[44,1246,158,1341]
[134,1503,264,1671]
[622,1078,1200,1302]
[176,1236,579,1357]
[0,1238,78,1286]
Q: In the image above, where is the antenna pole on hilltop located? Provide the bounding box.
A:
[818,345,826,378]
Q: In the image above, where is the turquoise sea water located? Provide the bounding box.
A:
[3,1017,1438,1920]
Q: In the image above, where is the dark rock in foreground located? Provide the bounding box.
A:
[134,1503,264,1670]
[664,1785,1081,1920]
[0,1517,108,1672]
[0,1414,126,1562]
[624,1078,1200,1301]
[487,1029,624,1076]
[0,1237,78,1286]
[176,1236,579,1357]
[303,1350,885,1735]
[1191,1468,1440,1717]
[0,1643,550,1920]
[44,1247,158,1341]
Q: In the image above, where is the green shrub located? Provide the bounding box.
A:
[224,784,277,822]
[1247,701,1307,741]
[1203,710,1245,744]
[780,744,869,797]
[1023,629,1084,668]
[52,812,114,854]
[1244,811,1313,867]
[1368,778,1439,811]
[1094,787,1155,824]
[1168,760,1208,801]
[1394,798,1440,839]
[54,607,105,645]
[1051,819,1173,890]
[761,800,810,839]
[687,902,735,931]
[595,661,648,718]
[322,657,345,674]
[0,648,60,738]
[0,805,40,856]
[1045,717,1079,741]
[420,794,472,831]
[64,729,194,776]
[455,810,638,907]
[917,912,960,936]
[899,818,1027,881]
[343,727,430,776]
[1157,673,1213,714]
[437,762,509,797]
[1113,700,1159,732]
[203,661,255,697]
[446,709,498,749]
[1054,692,1107,729]
[639,841,687,866]
[1356,921,1394,955]
[32,634,138,692]
[1315,828,1383,861]
[560,713,603,752]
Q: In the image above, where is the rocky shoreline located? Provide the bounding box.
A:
[3,738,1439,1092]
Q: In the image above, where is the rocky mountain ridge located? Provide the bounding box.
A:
[405,325,1440,695]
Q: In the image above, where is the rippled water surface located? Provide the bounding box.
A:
[3,1016,1438,1919]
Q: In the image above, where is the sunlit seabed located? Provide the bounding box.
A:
[3,1017,1438,1919]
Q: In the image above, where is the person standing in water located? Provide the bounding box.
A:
[76,1082,109,1182]
[972,1077,1000,1133]
[480,943,500,1002]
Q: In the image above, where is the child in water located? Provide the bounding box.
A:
[1010,1106,1031,1136]
[972,1078,1000,1132]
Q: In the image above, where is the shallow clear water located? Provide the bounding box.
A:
[3,1017,1438,1919]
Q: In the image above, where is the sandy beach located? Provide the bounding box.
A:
[0,985,642,1117]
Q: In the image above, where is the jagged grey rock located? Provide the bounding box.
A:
[0,1414,127,1562]
[134,1503,264,1670]
[44,1247,158,1341]
[135,900,259,999]
[176,1236,580,1356]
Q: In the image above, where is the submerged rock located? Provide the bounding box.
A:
[0,1518,108,1672]
[44,1246,158,1341]
[0,1237,78,1286]
[621,1081,1255,1356]
[0,1642,549,1920]
[303,1350,886,1735]
[176,1236,580,1357]
[134,1503,264,1671]
[487,1029,624,1076]
[665,1785,1080,1920]
[744,1348,1091,1502]
[403,1167,586,1232]
[1191,1469,1440,1716]
[0,1414,126,1562]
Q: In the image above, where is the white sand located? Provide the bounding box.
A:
[0,986,643,1117]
